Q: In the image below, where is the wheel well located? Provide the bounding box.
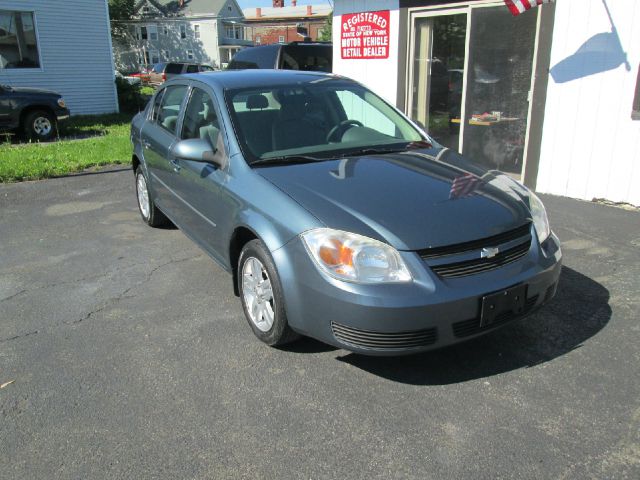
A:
[229,227,258,296]
[132,154,140,174]
[20,105,55,127]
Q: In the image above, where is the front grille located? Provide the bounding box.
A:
[418,223,531,259]
[430,241,530,278]
[331,322,437,350]
[452,294,539,338]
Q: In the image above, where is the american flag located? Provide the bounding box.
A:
[449,173,483,200]
[504,0,554,16]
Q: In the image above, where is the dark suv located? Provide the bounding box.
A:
[0,84,70,141]
[227,42,332,72]
[148,62,215,86]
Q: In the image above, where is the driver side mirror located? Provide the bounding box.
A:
[171,138,221,167]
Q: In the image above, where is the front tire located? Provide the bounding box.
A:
[238,239,299,346]
[23,110,56,142]
[135,167,168,227]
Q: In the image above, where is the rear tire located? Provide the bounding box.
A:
[238,239,299,346]
[23,110,56,142]
[135,167,168,227]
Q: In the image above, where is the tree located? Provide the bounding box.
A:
[108,0,135,22]
[318,12,333,42]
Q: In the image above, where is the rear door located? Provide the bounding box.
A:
[141,83,189,217]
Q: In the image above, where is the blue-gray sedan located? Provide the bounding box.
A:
[130,70,561,355]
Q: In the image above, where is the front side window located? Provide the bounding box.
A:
[0,10,40,69]
[186,64,198,73]
[225,81,423,162]
[156,85,188,135]
[182,88,220,148]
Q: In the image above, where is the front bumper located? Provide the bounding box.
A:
[55,107,70,121]
[273,231,562,356]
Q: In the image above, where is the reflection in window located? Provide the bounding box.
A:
[0,10,41,69]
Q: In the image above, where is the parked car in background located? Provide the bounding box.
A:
[0,84,70,141]
[130,70,561,356]
[227,42,332,72]
[148,62,216,87]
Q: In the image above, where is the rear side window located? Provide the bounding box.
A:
[281,45,332,72]
[156,85,188,135]
[165,63,183,74]
[186,64,199,73]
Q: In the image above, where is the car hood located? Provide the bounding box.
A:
[256,149,534,251]
[5,86,60,97]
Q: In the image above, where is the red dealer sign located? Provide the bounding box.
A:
[341,10,390,60]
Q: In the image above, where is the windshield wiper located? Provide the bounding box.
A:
[250,155,326,167]
[339,146,406,157]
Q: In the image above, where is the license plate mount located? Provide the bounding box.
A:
[480,284,527,327]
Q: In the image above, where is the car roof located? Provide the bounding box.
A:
[177,69,350,90]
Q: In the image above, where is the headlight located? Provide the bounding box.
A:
[529,193,550,244]
[300,228,412,284]
[57,98,66,108]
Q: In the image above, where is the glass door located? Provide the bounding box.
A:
[408,3,540,179]
[409,13,467,150]
[461,5,538,176]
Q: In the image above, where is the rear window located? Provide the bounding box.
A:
[281,45,332,72]
[152,63,166,73]
[227,45,279,70]
[165,63,184,74]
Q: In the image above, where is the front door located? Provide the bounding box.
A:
[170,84,231,265]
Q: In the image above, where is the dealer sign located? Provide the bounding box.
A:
[341,10,390,60]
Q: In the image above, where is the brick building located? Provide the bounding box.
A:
[242,1,331,45]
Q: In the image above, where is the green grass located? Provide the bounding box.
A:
[0,113,135,183]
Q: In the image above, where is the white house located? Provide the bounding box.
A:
[331,0,640,206]
[0,0,118,115]
[114,0,250,71]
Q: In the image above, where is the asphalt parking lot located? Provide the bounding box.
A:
[1,168,639,479]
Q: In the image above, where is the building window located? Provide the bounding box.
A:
[162,50,169,60]
[150,49,160,64]
[180,24,186,39]
[163,25,168,36]
[187,49,194,60]
[278,35,285,43]
[0,10,41,68]
[142,6,150,14]
[194,24,200,39]
[148,25,158,41]
[633,64,640,120]
[139,25,148,40]
[255,35,261,45]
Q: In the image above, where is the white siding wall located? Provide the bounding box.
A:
[332,1,400,105]
[0,0,118,115]
[537,0,640,206]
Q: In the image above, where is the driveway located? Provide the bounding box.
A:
[1,168,638,479]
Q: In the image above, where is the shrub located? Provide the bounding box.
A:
[115,77,147,114]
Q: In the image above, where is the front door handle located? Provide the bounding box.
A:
[142,139,152,149]
[170,158,181,172]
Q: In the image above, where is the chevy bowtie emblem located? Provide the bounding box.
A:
[481,247,500,259]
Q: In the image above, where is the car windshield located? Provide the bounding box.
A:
[225,80,426,165]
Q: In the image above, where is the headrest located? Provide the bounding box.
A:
[246,94,268,110]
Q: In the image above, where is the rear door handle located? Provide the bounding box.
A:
[170,158,181,172]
